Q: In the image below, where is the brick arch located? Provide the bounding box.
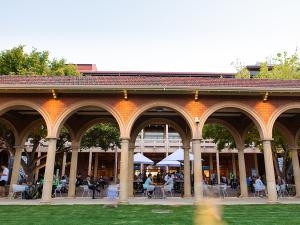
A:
[75,118,119,143]
[206,118,244,149]
[274,122,295,147]
[268,103,300,140]
[19,118,45,145]
[199,101,267,140]
[19,119,76,148]
[0,100,52,138]
[130,118,190,146]
[0,117,20,145]
[52,100,125,138]
[126,101,195,139]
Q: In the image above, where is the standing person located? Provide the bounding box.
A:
[0,165,9,197]
[230,171,235,189]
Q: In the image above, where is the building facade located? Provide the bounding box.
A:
[0,72,300,204]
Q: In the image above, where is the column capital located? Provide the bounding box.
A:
[120,137,130,141]
[120,138,130,144]
[261,139,273,142]
[71,146,80,152]
[192,138,202,142]
[182,146,190,150]
[290,147,300,151]
[46,136,58,140]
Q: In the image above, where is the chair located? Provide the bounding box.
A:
[143,184,155,198]
[53,184,62,198]
[163,185,174,197]
[11,184,27,199]
[253,183,266,197]
[279,184,289,197]
[80,185,91,197]
[218,184,228,198]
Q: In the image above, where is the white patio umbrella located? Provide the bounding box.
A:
[163,148,194,161]
[156,160,181,167]
[134,153,154,165]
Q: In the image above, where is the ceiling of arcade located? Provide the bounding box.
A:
[0,106,43,137]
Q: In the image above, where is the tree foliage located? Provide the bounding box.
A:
[234,51,300,79]
[21,125,71,183]
[204,123,292,179]
[0,45,80,76]
[202,124,236,150]
[232,59,251,79]
[81,123,120,151]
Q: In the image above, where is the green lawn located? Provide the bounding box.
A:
[0,204,299,225]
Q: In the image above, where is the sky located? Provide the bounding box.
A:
[1,0,300,73]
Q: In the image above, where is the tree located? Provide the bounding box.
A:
[0,45,80,76]
[21,125,71,183]
[81,123,120,151]
[234,50,300,79]
[202,124,236,150]
[204,123,292,179]
[231,59,251,79]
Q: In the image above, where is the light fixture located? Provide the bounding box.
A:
[123,90,128,100]
[194,90,199,101]
[263,92,269,102]
[52,89,57,99]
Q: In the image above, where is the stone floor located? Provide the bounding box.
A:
[0,196,300,206]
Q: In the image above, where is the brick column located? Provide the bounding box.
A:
[61,152,67,177]
[128,144,135,197]
[193,139,203,203]
[93,152,99,179]
[183,144,192,197]
[237,149,248,197]
[291,148,300,197]
[88,150,92,176]
[216,151,220,184]
[119,138,129,204]
[68,143,79,198]
[9,146,22,194]
[262,140,277,202]
[254,153,259,177]
[41,138,57,203]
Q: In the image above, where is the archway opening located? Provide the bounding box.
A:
[202,107,265,197]
[56,106,121,197]
[129,106,192,197]
[271,108,300,191]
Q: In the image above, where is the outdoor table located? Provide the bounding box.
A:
[287,184,296,195]
[153,185,164,199]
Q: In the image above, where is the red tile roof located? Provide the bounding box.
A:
[0,75,300,90]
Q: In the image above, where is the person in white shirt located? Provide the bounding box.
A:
[0,165,9,197]
[162,176,174,198]
[254,176,266,197]
[164,173,170,183]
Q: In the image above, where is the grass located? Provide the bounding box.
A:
[0,204,300,225]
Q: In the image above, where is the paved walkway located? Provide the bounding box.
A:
[0,197,300,205]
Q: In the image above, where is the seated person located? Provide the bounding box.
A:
[86,176,101,199]
[254,176,266,194]
[162,176,174,198]
[143,174,155,198]
[60,176,68,192]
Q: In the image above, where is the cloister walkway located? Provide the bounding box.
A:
[1,197,300,206]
